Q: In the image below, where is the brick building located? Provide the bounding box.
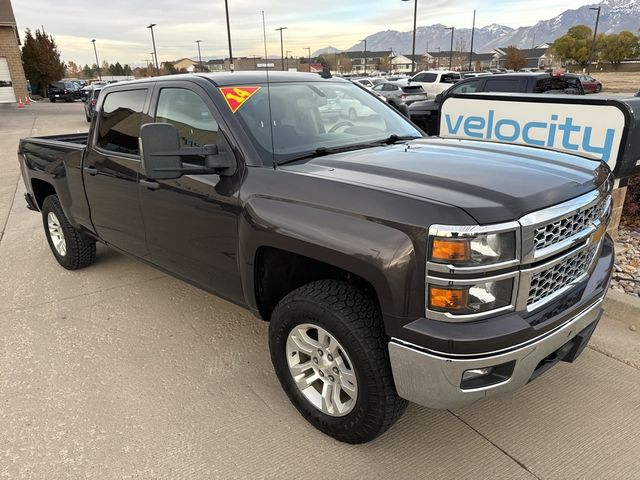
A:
[0,0,28,103]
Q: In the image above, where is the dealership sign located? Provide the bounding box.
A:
[440,95,631,172]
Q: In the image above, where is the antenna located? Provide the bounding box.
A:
[262,11,276,169]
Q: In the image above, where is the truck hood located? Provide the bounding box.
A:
[281,138,610,224]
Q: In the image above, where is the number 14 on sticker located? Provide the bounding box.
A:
[219,86,261,113]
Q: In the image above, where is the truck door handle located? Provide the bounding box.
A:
[139,179,160,190]
[83,166,98,176]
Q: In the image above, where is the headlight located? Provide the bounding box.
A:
[429,231,516,267]
[428,278,514,315]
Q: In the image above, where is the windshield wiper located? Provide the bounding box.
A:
[276,135,421,167]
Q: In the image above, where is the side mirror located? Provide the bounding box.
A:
[140,123,236,180]
[435,93,443,103]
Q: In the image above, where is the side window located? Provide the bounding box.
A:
[155,88,225,166]
[372,83,385,91]
[440,74,459,84]
[413,73,437,83]
[483,79,523,93]
[97,89,149,155]
[450,79,481,95]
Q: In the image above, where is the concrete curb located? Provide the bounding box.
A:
[603,290,640,328]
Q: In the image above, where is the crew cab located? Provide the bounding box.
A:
[410,72,585,135]
[19,72,614,444]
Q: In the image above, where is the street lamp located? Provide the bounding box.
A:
[401,0,418,75]
[587,6,601,74]
[445,26,454,70]
[224,0,234,71]
[306,47,311,72]
[91,39,101,80]
[195,40,203,72]
[469,10,476,71]
[360,39,367,75]
[147,23,160,75]
[275,27,287,71]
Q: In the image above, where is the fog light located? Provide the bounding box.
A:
[462,367,494,382]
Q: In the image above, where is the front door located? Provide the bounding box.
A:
[83,87,151,258]
[138,84,244,301]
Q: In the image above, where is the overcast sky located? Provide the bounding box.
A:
[13,0,591,66]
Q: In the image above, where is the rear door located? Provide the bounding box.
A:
[138,81,243,300]
[83,86,152,257]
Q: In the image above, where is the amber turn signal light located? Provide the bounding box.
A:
[431,238,471,263]
[429,286,469,311]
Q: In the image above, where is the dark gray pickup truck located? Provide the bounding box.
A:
[18,72,614,443]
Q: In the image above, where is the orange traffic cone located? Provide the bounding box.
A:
[18,98,24,108]
[24,97,30,106]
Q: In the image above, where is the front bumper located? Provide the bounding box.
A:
[388,296,603,409]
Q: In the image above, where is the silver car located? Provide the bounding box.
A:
[371,82,427,107]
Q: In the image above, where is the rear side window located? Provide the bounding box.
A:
[450,79,481,94]
[483,79,524,93]
[97,89,149,155]
[534,77,582,94]
[440,73,460,84]
[413,73,437,83]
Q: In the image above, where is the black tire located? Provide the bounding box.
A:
[269,280,407,444]
[41,195,96,270]
[50,98,56,103]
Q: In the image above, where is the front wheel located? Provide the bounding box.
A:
[42,195,96,270]
[269,280,407,444]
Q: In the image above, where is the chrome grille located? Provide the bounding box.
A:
[527,246,596,307]
[533,199,605,252]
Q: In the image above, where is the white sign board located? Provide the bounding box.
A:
[440,97,627,170]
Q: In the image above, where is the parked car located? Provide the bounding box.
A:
[83,87,102,122]
[80,86,93,102]
[410,72,585,135]
[387,75,410,82]
[353,77,387,89]
[371,82,427,107]
[578,74,603,93]
[319,89,377,120]
[47,81,77,102]
[19,72,614,444]
[635,90,640,97]
[402,70,461,98]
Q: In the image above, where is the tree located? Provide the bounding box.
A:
[163,62,178,75]
[379,54,391,72]
[504,46,528,70]
[123,64,132,76]
[82,64,92,79]
[551,25,594,68]
[21,28,65,97]
[601,31,640,68]
[66,60,80,78]
[317,55,331,75]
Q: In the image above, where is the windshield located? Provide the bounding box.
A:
[232,81,421,165]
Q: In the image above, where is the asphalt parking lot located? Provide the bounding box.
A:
[1,101,639,479]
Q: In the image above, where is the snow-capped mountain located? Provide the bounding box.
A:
[336,0,640,54]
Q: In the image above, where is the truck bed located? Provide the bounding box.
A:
[21,132,89,149]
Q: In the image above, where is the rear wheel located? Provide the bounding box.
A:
[42,195,96,270]
[269,280,407,444]
[50,98,56,103]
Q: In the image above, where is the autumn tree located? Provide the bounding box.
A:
[601,31,640,68]
[82,64,93,78]
[551,25,594,68]
[163,62,178,74]
[21,28,65,97]
[65,60,80,78]
[504,46,528,70]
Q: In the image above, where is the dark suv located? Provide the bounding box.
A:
[47,81,79,102]
[410,72,585,135]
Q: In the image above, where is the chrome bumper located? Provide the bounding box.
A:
[388,296,603,410]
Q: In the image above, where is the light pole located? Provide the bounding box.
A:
[469,10,476,71]
[91,39,101,80]
[401,0,418,75]
[436,46,441,69]
[275,27,287,71]
[147,24,159,75]
[445,26,454,70]
[360,39,367,75]
[306,47,311,72]
[224,0,234,71]
[195,40,203,72]
[286,50,292,71]
[587,6,601,74]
